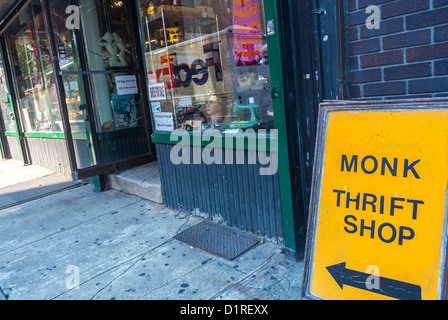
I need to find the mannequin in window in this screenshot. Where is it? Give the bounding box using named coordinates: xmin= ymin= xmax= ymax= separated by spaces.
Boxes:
xmin=206 ymin=95 xmax=224 ymax=127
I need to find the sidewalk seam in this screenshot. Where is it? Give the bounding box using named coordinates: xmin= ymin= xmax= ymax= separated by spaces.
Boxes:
xmin=0 ymin=200 xmax=142 ymax=257
xmin=0 ymin=286 xmax=9 ymax=300
xmin=208 ymin=251 xmax=279 ymax=300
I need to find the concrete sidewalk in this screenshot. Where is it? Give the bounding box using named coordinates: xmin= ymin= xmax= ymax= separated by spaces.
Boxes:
xmin=0 ymin=159 xmax=56 ymax=188
xmin=0 ymin=161 xmax=304 ymax=300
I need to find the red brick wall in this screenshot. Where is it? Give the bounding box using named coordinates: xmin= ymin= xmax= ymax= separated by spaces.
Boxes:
xmin=348 ymin=0 xmax=448 ymax=99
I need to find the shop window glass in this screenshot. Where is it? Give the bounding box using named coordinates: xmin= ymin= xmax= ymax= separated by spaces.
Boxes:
xmin=0 ymin=54 xmax=15 ymax=132
xmin=47 ymin=0 xmax=149 ymax=166
xmin=48 ymin=0 xmax=86 ymax=136
xmin=139 ymin=0 xmax=274 ymax=133
xmin=80 ymin=0 xmax=136 ymax=72
xmin=76 ymin=0 xmax=145 ymax=134
xmin=49 ymin=0 xmax=148 ymax=137
xmin=6 ymin=2 xmax=62 ymax=133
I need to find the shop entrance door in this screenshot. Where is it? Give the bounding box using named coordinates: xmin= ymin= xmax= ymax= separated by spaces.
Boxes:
xmin=41 ymin=0 xmax=155 ymax=185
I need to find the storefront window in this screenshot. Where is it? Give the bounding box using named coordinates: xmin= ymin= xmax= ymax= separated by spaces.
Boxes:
xmin=48 ymin=0 xmax=86 ymax=135
xmin=6 ymin=2 xmax=62 ymax=133
xmin=0 ymin=53 xmax=15 ymax=132
xmin=139 ymin=0 xmax=274 ymax=133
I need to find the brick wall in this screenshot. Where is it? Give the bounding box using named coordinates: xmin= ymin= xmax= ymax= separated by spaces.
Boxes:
xmin=348 ymin=0 xmax=448 ymax=99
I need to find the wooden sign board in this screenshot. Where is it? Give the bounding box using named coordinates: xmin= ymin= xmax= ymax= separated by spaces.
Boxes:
xmin=302 ymin=99 xmax=448 ymax=300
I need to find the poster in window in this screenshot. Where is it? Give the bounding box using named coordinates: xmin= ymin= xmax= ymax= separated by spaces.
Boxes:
xmin=115 ymin=75 xmax=138 ymax=95
xmin=149 ymin=83 xmax=167 ymax=101
xmin=112 ymin=93 xmax=137 ymax=129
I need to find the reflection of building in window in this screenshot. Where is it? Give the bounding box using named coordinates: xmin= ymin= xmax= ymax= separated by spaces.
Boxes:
xmin=0 ymin=72 xmax=15 ymax=132
xmin=233 ymin=0 xmax=265 ymax=66
xmin=6 ymin=4 xmax=62 ymax=133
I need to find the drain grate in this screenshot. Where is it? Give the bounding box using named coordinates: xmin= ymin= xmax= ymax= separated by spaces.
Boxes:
xmin=174 ymin=220 xmax=261 ymax=260
xmin=0 ymin=174 xmax=84 ymax=210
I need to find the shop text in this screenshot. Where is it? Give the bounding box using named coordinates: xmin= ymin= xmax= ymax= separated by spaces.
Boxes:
xmin=337 ymin=154 xmax=424 ymax=246
xmin=151 ymin=42 xmax=223 ymax=89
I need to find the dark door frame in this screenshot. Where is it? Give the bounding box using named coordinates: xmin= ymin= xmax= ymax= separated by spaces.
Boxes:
xmin=275 ymin=0 xmax=347 ymax=258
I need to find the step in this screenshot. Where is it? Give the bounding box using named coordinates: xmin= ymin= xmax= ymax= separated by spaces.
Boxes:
xmin=106 ymin=162 xmax=162 ymax=204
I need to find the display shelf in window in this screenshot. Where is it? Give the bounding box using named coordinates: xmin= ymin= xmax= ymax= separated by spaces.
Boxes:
xmin=140 ymin=0 xmax=275 ymax=135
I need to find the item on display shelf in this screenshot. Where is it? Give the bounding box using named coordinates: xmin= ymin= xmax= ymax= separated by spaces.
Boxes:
xmin=102 ymin=120 xmax=114 ymax=131
xmin=175 ymin=103 xmax=207 ymax=131
xmin=68 ymin=110 xmax=82 ymax=121
xmin=96 ymin=32 xmax=131 ymax=68
xmin=227 ymin=99 xmax=259 ymax=130
xmin=160 ymin=27 xmax=182 ymax=46
xmin=148 ymin=1 xmax=156 ymax=17
xmin=206 ymin=95 xmax=224 ymax=123
xmin=184 ymin=119 xmax=206 ymax=132
xmin=154 ymin=5 xmax=207 ymax=17
xmin=237 ymin=72 xmax=256 ymax=91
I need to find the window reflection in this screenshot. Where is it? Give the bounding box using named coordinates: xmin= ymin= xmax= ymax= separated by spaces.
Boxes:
xmin=6 ymin=2 xmax=61 ymax=133
xmin=0 ymin=54 xmax=15 ymax=132
xmin=139 ymin=0 xmax=274 ymax=133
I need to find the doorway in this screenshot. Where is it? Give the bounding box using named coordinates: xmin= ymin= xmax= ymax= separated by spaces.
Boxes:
xmin=44 ymin=0 xmax=156 ymax=184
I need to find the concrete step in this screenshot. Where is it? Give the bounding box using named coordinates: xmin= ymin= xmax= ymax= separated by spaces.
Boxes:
xmin=106 ymin=162 xmax=162 ymax=204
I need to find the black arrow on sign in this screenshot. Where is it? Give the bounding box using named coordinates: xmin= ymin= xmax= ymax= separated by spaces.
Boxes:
xmin=326 ymin=262 xmax=422 ymax=300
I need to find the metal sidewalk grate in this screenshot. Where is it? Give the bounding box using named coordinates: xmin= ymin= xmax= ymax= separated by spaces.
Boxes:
xmin=0 ymin=174 xmax=84 ymax=210
xmin=174 ymin=220 xmax=261 ymax=260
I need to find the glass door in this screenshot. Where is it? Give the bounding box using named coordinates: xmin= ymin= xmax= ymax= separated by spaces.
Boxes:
xmin=44 ymin=0 xmax=155 ymax=181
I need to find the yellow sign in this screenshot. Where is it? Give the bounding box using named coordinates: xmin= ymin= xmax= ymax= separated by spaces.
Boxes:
xmin=303 ymin=101 xmax=448 ymax=300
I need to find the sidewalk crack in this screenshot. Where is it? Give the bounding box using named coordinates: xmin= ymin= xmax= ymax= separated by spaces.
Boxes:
xmin=0 ymin=286 xmax=9 ymax=300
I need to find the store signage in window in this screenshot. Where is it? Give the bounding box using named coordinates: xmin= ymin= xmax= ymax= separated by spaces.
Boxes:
xmin=58 ymin=45 xmax=69 ymax=64
xmin=176 ymin=96 xmax=192 ymax=108
xmin=151 ymin=102 xmax=161 ymax=113
xmin=154 ymin=112 xmax=174 ymax=132
xmin=149 ymin=83 xmax=167 ymax=101
xmin=149 ymin=42 xmax=223 ymax=91
xmin=112 ymin=94 xmax=137 ymax=129
xmin=115 ymin=75 xmax=138 ymax=95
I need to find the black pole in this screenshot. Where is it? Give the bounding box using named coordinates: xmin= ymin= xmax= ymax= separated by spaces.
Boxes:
xmin=39 ymin=0 xmax=78 ymax=180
